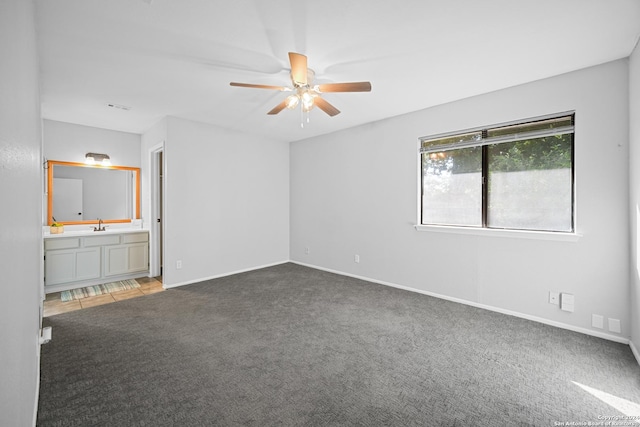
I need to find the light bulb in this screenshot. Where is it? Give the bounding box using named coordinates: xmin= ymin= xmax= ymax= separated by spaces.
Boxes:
xmin=301 ymin=91 xmax=315 ymax=111
xmin=285 ymin=94 xmax=299 ymax=109
xmin=85 ymin=156 xmax=95 ymax=165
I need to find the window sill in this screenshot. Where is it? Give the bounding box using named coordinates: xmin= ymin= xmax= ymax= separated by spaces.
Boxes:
xmin=413 ymin=224 xmax=581 ymax=242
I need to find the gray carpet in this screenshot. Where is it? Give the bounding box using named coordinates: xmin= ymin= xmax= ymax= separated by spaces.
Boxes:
xmin=38 ymin=263 xmax=640 ymax=426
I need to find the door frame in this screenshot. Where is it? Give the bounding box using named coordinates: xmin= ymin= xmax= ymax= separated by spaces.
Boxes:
xmin=149 ymin=142 xmax=164 ymax=278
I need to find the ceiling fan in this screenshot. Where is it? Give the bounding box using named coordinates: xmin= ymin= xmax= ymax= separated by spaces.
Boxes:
xmin=230 ymin=52 xmax=371 ymax=119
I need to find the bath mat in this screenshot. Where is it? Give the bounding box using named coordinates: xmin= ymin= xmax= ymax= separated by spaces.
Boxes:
xmin=60 ymin=279 xmax=140 ymax=302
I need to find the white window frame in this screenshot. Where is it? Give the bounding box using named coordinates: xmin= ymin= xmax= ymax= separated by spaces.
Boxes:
xmin=415 ymin=112 xmax=580 ymax=241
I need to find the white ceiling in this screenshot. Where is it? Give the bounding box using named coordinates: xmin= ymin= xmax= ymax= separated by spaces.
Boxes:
xmin=35 ymin=0 xmax=640 ymax=143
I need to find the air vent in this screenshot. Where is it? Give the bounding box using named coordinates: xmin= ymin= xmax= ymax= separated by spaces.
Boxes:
xmin=107 ymin=103 xmax=131 ymax=111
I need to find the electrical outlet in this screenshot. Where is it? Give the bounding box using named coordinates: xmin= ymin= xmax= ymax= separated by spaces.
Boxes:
xmin=176 ymin=260 xmax=182 ymax=269
xmin=304 ymin=247 xmax=310 ymax=255
xmin=560 ymin=293 xmax=574 ymax=312
xmin=549 ymin=291 xmax=559 ymax=305
xmin=592 ymin=314 xmax=604 ymax=329
xmin=608 ymin=318 xmax=621 ymax=333
xmin=354 ymin=254 xmax=360 ymax=263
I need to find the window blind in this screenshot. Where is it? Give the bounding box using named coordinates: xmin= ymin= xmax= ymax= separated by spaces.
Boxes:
xmin=420 ymin=114 xmax=575 ymax=153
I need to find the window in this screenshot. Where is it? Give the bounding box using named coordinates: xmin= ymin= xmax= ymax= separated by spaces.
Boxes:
xmin=420 ymin=114 xmax=574 ymax=232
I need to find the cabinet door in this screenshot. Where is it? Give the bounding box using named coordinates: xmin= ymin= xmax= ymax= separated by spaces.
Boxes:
xmin=128 ymin=243 xmax=149 ymax=273
xmin=104 ymin=245 xmax=129 ymax=277
xmin=104 ymin=243 xmax=149 ymax=277
xmin=45 ymin=248 xmax=101 ymax=286
xmin=76 ymin=248 xmax=102 ymax=281
xmin=45 ymin=250 xmax=77 ymax=285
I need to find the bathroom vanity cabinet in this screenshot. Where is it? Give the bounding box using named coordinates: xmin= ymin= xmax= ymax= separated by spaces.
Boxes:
xmin=44 ymin=230 xmax=149 ymax=293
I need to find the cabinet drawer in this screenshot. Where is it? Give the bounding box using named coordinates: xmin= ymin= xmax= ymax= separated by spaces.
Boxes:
xmin=122 ymin=233 xmax=149 ymax=244
xmin=44 ymin=238 xmax=80 ymax=250
xmin=84 ymin=235 xmax=121 ymax=247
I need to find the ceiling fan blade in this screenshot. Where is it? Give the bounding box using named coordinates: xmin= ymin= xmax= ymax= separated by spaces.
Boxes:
xmin=267 ymin=100 xmax=288 ymax=115
xmin=288 ymin=52 xmax=308 ymax=86
xmin=314 ymin=97 xmax=341 ymax=117
xmin=316 ymin=82 xmax=372 ymax=93
xmin=230 ymin=82 xmax=289 ymax=91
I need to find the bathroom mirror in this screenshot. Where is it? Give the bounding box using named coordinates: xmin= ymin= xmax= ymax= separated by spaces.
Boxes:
xmin=47 ymin=160 xmax=140 ymax=225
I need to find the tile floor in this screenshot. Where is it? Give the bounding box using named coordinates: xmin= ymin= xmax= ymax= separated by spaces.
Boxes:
xmin=43 ymin=276 xmax=164 ymax=317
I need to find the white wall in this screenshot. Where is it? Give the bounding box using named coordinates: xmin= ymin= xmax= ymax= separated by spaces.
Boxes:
xmin=291 ymin=59 xmax=630 ymax=341
xmin=43 ymin=119 xmax=140 ymax=167
xmin=146 ymin=117 xmax=289 ymax=287
xmin=0 ymin=0 xmax=43 ymax=425
xmin=630 ymin=41 xmax=640 ymax=353
xmin=140 ymin=117 xmax=167 ymax=231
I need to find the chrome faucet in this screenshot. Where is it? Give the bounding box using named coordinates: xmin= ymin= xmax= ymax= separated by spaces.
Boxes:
xmin=94 ymin=218 xmax=106 ymax=232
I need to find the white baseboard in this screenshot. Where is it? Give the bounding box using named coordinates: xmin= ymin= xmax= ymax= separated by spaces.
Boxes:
xmin=630 ymin=340 xmax=640 ymax=366
xmin=291 ymin=260 xmax=630 ymax=345
xmin=163 ymin=260 xmax=290 ymax=289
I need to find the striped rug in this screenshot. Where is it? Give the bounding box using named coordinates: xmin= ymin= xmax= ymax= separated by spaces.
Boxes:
xmin=61 ymin=280 xmax=140 ymax=302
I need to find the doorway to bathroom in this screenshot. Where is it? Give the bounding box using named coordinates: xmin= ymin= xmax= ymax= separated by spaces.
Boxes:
xmin=150 ymin=145 xmax=164 ymax=278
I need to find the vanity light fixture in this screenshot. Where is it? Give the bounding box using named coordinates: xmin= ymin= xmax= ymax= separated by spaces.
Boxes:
xmin=85 ymin=152 xmax=111 ymax=166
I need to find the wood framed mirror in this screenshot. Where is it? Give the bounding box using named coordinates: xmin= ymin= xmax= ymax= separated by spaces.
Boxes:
xmin=47 ymin=160 xmax=141 ymax=225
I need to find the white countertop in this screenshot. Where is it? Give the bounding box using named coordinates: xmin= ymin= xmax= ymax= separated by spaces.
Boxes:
xmin=44 ymin=228 xmax=149 ymax=239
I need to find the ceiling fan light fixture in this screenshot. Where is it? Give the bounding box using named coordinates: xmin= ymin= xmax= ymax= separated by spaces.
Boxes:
xmin=285 ymin=94 xmax=299 ymax=109
xmin=301 ymin=91 xmax=315 ymax=111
